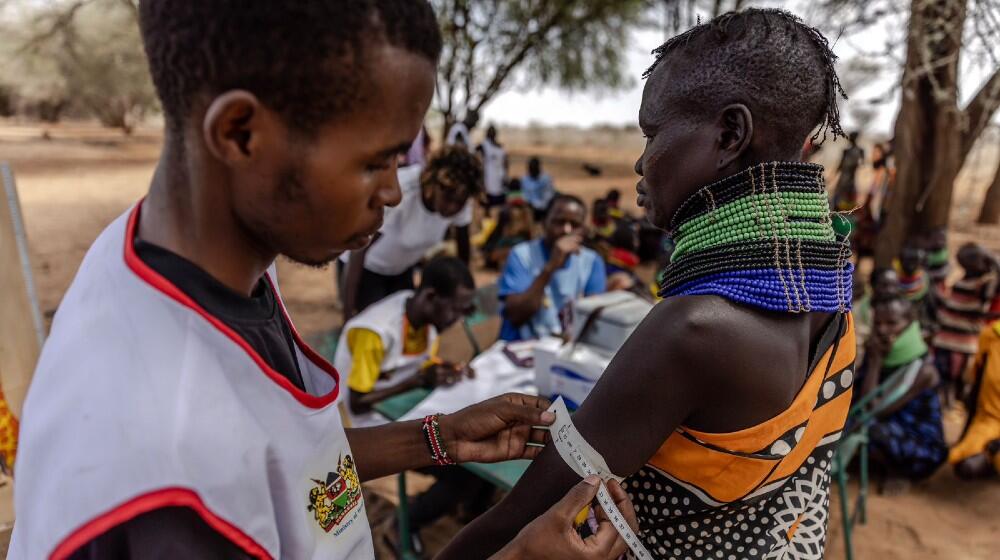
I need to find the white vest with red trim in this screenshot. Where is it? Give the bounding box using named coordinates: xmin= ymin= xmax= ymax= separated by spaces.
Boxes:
xmin=10 ymin=204 xmax=374 ymax=559
xmin=333 ymin=290 xmax=438 ymax=427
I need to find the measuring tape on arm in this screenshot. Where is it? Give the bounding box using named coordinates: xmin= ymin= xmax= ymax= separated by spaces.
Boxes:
xmin=546 ymin=397 xmax=653 ymax=560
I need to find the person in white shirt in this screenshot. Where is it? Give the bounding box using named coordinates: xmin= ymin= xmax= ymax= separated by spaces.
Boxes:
xmin=11 ymin=1 xmax=637 ymax=559
xmin=340 ymin=147 xmax=479 ymax=318
xmin=335 ymin=257 xmax=476 ymax=428
xmin=477 ymin=125 xmax=509 ymax=211
xmin=445 ymin=110 xmax=479 ymax=148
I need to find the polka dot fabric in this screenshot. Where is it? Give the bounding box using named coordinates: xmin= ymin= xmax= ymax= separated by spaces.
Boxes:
xmin=625 ymin=313 xmax=856 ymax=559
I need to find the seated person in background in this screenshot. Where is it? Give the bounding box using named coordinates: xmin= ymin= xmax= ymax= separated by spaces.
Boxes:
xmin=482 ymin=195 xmax=535 ymax=270
xmin=589 ymin=198 xmax=617 ymax=243
xmin=896 ymin=240 xmax=936 ymax=333
xmin=499 ymin=194 xmax=606 ymax=341
xmin=603 ymin=221 xmax=646 ymax=297
xmin=924 ymin=227 xmax=950 ymax=287
xmin=854 ymin=267 xmax=901 ymax=359
xmin=604 ymin=188 xmax=628 ymax=220
xmin=860 ymin=295 xmax=947 ymax=493
xmin=340 ymin=147 xmax=481 ymax=317
xmin=950 ymin=319 xmax=1000 ymax=479
xmin=334 ymin=256 xmax=476 ymax=428
xmin=521 ymin=157 xmax=556 ymax=222
xmin=934 ymin=243 xmax=1000 ymax=404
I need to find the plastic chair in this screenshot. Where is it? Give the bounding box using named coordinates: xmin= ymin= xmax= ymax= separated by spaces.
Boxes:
xmin=832 ymin=359 xmax=922 ymax=560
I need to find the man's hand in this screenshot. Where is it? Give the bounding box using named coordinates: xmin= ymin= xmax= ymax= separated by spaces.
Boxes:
xmin=494 ymin=477 xmax=639 ymax=560
xmin=549 ymin=234 xmax=583 ymax=270
xmin=437 ymin=393 xmax=553 ymax=463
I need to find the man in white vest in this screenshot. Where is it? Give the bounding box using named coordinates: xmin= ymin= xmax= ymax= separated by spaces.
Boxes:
xmin=335 ymin=256 xmax=475 ymax=428
xmin=10 ymin=2 xmax=635 ymax=559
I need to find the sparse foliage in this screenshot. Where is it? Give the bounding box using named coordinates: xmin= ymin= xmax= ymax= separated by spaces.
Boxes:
xmin=431 ymin=0 xmax=650 ymax=134
xmin=1 ymin=0 xmax=153 ymax=133
xmin=817 ymin=0 xmax=1000 ymax=265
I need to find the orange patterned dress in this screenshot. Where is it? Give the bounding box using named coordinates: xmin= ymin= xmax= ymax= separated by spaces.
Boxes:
xmin=624 ymin=313 xmax=855 ymax=559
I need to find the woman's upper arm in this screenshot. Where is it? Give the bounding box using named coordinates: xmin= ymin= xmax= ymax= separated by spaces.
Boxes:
xmin=442 ymin=300 xmax=710 ymax=558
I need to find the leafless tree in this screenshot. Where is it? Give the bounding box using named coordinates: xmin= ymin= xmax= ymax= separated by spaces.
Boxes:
xmin=818 ymin=0 xmax=1000 ymax=263
xmin=431 ymin=0 xmax=651 ymax=135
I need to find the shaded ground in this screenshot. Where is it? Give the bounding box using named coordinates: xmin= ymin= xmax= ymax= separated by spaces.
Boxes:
xmin=2 ymin=121 xmax=999 ymax=559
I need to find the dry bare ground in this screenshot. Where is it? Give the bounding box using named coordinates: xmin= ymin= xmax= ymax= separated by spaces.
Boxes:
xmin=2 ymin=120 xmax=999 ymax=559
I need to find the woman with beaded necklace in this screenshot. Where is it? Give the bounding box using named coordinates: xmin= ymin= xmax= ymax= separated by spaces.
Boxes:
xmin=442 ymin=9 xmax=857 ymax=560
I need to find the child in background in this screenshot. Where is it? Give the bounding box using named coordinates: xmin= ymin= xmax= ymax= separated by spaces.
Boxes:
xmin=934 ymin=243 xmax=1000 ymax=404
xmin=604 ymin=188 xmax=626 ymax=220
xmin=521 ymin=157 xmax=555 ymax=222
xmin=855 ymin=267 xmax=902 ymax=360
xmin=925 ymin=227 xmax=950 ymax=287
xmin=860 ymin=295 xmax=947 ymax=493
xmin=950 ymin=319 xmax=1000 ymax=479
xmin=589 ymin=198 xmax=617 ymax=243
xmin=482 ymin=196 xmax=535 ymax=270
xmin=896 ymin=240 xmax=936 ymax=336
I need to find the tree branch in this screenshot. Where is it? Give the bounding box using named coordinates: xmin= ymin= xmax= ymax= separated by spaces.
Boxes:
xmin=962 ymin=66 xmax=1000 ymax=157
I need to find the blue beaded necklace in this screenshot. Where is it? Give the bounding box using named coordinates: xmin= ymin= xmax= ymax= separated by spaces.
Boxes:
xmin=660 ymin=162 xmax=853 ymax=314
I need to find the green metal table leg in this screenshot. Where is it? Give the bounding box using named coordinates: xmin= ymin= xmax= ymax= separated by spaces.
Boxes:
xmin=462 ymin=319 xmax=482 ymax=357
xmin=397 ymin=472 xmax=419 ymax=560
xmin=835 ymin=456 xmax=854 ymax=560
xmin=859 ymin=439 xmax=869 ymax=525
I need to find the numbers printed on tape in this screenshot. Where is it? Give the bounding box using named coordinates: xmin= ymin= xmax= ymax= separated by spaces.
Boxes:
xmin=547 ymin=398 xmax=652 ymax=560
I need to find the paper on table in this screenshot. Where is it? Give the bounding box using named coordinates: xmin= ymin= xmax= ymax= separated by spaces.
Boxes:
xmin=398 ymin=341 xmax=537 ymax=421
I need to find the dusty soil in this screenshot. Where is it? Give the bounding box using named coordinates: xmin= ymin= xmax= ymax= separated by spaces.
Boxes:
xmin=2 ymin=120 xmax=1000 ymax=559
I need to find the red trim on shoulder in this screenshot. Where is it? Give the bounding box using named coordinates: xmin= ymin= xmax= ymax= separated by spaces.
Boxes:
xmin=122 ymin=201 xmax=340 ymax=408
xmin=51 ymin=487 xmax=272 ymax=560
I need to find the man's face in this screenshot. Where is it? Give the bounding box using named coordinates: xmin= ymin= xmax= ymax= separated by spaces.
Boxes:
xmin=636 ymin=59 xmax=724 ymax=231
xmin=227 ymin=45 xmax=436 ymax=267
xmin=544 ymin=200 xmax=586 ymax=243
xmin=430 ymin=285 xmax=476 ymax=332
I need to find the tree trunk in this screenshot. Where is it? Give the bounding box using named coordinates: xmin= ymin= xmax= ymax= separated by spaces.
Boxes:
xmin=977 ymin=158 xmax=1000 ymax=224
xmin=874 ymin=0 xmax=966 ymax=267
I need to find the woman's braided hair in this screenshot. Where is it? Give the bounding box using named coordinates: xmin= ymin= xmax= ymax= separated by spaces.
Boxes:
xmin=644 ymin=8 xmax=847 ymax=148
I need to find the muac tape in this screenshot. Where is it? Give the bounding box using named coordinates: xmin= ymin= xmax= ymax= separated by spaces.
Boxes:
xmin=548 ymin=397 xmax=652 ymax=560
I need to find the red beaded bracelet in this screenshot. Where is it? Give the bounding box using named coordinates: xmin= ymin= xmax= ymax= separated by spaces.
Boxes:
xmin=421 ymin=414 xmax=455 ymax=466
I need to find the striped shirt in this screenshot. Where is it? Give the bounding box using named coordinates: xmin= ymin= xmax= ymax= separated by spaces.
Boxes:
xmin=934 ymin=274 xmax=1000 ymax=355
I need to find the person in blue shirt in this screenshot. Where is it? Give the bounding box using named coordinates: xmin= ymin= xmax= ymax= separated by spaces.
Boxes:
xmin=521 ymin=157 xmax=556 ymax=221
xmin=499 ymin=194 xmax=606 ymax=340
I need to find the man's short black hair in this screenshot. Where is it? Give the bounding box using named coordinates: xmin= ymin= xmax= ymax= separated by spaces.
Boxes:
xmin=139 ymin=1 xmax=442 ymax=135
xmin=546 ymin=194 xmax=587 ymax=219
xmin=644 ymin=8 xmax=846 ymax=154
xmin=419 ymin=256 xmax=475 ymax=298
xmin=421 ymin=146 xmax=484 ymax=196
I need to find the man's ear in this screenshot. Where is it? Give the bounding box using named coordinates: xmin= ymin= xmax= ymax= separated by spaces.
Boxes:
xmin=202 ymin=90 xmax=265 ymax=163
xmin=716 ymin=103 xmax=754 ymax=171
